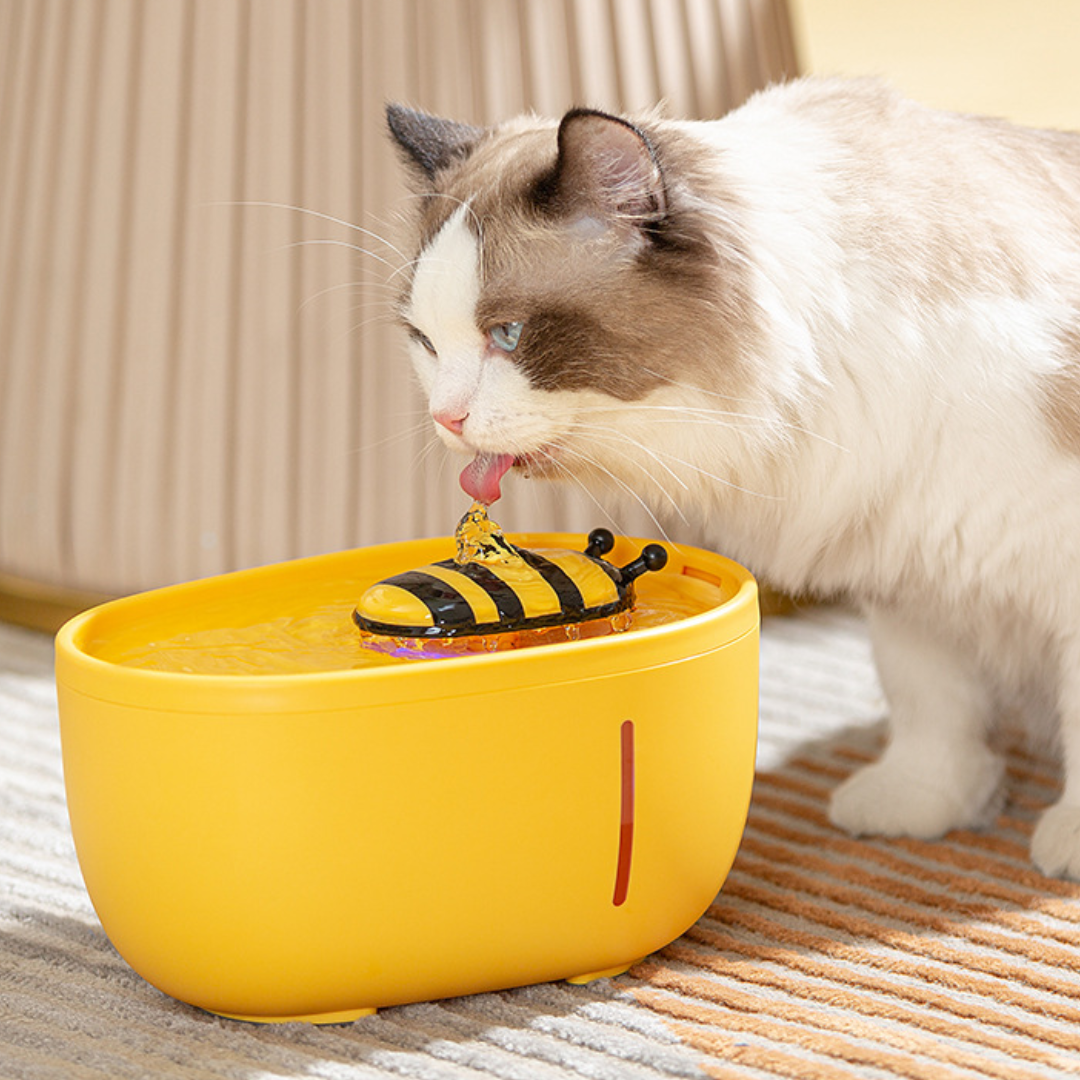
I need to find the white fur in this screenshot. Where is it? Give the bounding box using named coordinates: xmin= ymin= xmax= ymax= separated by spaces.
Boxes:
xmin=408 ymin=206 xmax=600 ymax=461
xmin=405 ymin=81 xmax=1080 ymax=877
xmin=407 ymin=206 xmax=488 ymax=425
xmin=697 ymin=89 xmax=1080 ymax=875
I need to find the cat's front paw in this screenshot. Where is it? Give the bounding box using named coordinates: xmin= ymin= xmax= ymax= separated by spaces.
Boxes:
xmin=828 ymin=750 xmax=1003 ymax=840
xmin=1031 ymin=804 xmax=1080 ymax=880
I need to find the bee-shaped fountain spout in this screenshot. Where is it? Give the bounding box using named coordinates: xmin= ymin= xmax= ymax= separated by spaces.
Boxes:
xmin=353 ymin=504 xmax=668 ymax=640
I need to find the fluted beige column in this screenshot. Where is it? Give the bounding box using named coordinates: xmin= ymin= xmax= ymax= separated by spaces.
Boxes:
xmin=0 ymin=0 xmax=797 ymax=606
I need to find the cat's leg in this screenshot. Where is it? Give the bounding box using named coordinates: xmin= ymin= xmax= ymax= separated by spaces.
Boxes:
xmin=1031 ymin=653 xmax=1080 ymax=879
xmin=829 ymin=606 xmax=1004 ymax=839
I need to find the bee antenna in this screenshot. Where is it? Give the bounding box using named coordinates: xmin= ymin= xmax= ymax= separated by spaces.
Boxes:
xmin=585 ymin=528 xmax=615 ymax=558
xmin=619 ymin=543 xmax=668 ymax=582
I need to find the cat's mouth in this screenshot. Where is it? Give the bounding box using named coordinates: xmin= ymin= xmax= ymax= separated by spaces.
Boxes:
xmin=459 ymin=449 xmax=555 ymax=504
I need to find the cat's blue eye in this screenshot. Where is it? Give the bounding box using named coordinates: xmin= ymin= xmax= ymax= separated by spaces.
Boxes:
xmin=490 ymin=321 xmax=524 ymax=352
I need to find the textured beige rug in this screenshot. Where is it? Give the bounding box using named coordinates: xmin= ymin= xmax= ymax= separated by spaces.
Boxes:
xmin=3 ymin=609 xmax=1079 ymax=1079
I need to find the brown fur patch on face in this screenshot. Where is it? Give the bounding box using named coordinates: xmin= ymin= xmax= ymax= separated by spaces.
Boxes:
xmin=1043 ymin=322 xmax=1080 ymax=456
xmin=402 ymin=115 xmax=758 ymax=402
xmin=412 ymin=122 xmax=557 ymax=255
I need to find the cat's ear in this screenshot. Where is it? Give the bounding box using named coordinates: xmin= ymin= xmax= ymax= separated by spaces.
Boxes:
xmin=543 ymin=109 xmax=667 ymax=225
xmin=386 ymin=103 xmax=484 ymax=182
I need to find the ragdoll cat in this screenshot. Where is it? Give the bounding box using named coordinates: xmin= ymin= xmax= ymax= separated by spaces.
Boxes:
xmin=385 ymin=76 xmax=1080 ymax=879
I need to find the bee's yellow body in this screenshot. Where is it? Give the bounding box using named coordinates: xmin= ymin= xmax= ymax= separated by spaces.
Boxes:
xmin=354 ymin=528 xmax=667 ymax=639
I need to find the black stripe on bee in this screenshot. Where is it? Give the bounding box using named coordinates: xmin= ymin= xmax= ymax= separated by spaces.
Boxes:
xmin=514 ymin=549 xmax=588 ymax=616
xmin=387 ymin=571 xmax=480 ymax=631
xmin=431 ymin=559 xmax=526 ymax=624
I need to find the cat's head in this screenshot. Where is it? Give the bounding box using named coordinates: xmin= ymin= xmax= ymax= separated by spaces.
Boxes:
xmin=386 ymin=103 xmax=761 ymax=507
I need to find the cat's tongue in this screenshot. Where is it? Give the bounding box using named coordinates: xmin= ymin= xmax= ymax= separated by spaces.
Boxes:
xmin=460 ymin=452 xmax=515 ymax=505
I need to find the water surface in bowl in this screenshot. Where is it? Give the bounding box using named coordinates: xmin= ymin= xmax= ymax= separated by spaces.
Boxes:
xmin=106 ymin=573 xmax=722 ymax=676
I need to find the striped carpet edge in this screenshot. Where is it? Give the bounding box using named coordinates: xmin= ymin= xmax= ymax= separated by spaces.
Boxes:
xmin=627 ymin=729 xmax=1080 ymax=1080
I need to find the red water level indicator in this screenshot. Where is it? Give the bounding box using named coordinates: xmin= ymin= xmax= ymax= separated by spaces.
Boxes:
xmin=613 ymin=719 xmax=635 ymax=906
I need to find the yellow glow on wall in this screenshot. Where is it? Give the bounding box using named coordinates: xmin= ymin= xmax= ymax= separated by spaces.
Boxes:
xmin=791 ymin=0 xmax=1080 ymax=131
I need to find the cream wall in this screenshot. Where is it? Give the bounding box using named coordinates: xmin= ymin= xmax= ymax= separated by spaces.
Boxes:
xmin=790 ymin=0 xmax=1080 ymax=130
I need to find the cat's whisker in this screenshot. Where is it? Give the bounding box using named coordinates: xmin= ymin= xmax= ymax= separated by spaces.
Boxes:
xmin=564 ymin=420 xmax=782 ymax=502
xmin=344 ymin=296 xmax=407 ymax=314
xmin=637 ymin=368 xmax=850 ymax=454
xmin=569 ymin=417 xmax=715 ymax=477
xmin=297 ymin=280 xmax=374 ymax=314
xmin=414 ymin=434 xmax=446 ymax=474
xmin=351 ymin=415 xmax=433 ymax=455
xmin=565 ymin=404 xmax=765 ymax=451
xmin=212 ymin=199 xmax=410 ymax=265
xmin=343 ymin=305 xmax=405 ymax=326
xmin=540 ymin=457 xmax=641 ymax=538
xmin=582 ymin=401 xmax=755 ymax=423
xmin=339 ymin=283 xmax=404 ymax=299
xmin=395 ymin=193 xmax=488 ymax=282
xmin=429 ymin=440 xmax=459 ymax=488
xmin=386 ymin=260 xmax=421 ymax=286
xmin=401 ymin=429 xmax=451 ymax=488
xmin=277 ymin=238 xmax=401 ymax=274
xmin=560 ymin=422 xmax=694 ymax=522
xmin=562 ymin=432 xmax=692 ymax=526
xmin=396 ymin=191 xmax=484 ymax=237
xmin=538 ymin=457 xmax=627 ymax=532
xmin=553 ymin=443 xmax=676 ymax=543
xmin=332 ymin=312 xmax=398 ymax=348
xmin=581 ymin=398 xmax=849 ymax=453
xmin=639 ymin=367 xmax=756 ymax=405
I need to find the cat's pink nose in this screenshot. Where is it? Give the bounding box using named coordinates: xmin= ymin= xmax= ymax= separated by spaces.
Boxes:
xmin=433 ymin=409 xmax=467 ymax=436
